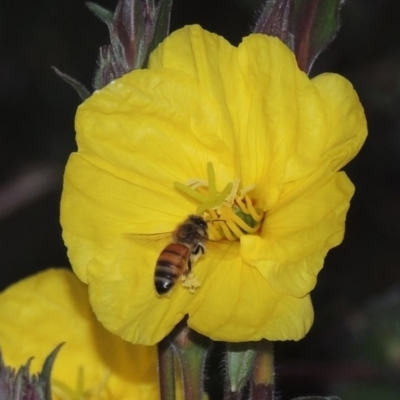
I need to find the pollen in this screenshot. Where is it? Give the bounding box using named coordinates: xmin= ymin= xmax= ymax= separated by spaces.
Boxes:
xmin=182 ymin=272 xmax=201 ymax=293
xmin=174 ymin=163 xmax=265 ymax=241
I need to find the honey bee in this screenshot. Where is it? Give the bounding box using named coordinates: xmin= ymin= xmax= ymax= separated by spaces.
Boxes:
xmin=154 ymin=215 xmax=208 ymax=295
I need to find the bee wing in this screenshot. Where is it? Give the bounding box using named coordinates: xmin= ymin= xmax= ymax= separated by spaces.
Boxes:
xmin=130 ymin=231 xmax=222 ymax=259
xmin=132 ymin=232 xmax=173 ymax=245
xmin=126 ymin=233 xmax=175 ymax=260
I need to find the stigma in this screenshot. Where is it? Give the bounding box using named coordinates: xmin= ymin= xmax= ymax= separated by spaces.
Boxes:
xmin=174 ymin=163 xmax=264 ymax=241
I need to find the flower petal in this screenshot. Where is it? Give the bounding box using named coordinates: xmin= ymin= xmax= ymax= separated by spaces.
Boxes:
xmin=187 ymin=242 xmax=313 ymax=341
xmin=241 ymin=171 xmax=354 ymax=298
xmin=62 ymin=67 xmax=238 ymax=280
xmin=87 ymin=234 xmax=205 ymax=345
xmin=0 ymin=269 xmax=158 ymax=399
xmin=312 ymin=73 xmax=368 ymax=171
xmin=150 ymin=26 xmax=367 ymax=208
xmin=87 ymin=234 xmax=313 ymax=344
xmin=61 ymin=24 xmax=367 ymax=344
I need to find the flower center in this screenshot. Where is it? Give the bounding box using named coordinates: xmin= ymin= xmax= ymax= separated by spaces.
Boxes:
xmin=174 ymin=163 xmax=264 ymax=241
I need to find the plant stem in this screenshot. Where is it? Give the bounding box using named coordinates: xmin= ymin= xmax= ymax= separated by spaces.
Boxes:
xmin=158 ymin=336 xmax=176 ymax=400
xmin=170 ymin=320 xmax=211 ymax=400
xmin=223 ymin=390 xmax=243 ymax=400
xmin=251 ymin=340 xmax=275 ymax=400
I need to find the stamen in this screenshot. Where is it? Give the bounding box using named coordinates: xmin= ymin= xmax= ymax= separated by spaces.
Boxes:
xmin=224 ymin=178 xmax=240 ymax=206
xmin=240 ymin=184 xmax=256 ymax=195
xmin=236 ymin=195 xmax=264 ymax=222
xmin=226 ymin=218 xmax=246 ymax=239
xmin=220 ymin=221 xmax=239 ymax=241
xmin=175 ymin=163 xmax=265 ymax=241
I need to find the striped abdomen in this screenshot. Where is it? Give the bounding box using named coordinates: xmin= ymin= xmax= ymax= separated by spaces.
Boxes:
xmin=154 ymin=243 xmax=191 ymax=295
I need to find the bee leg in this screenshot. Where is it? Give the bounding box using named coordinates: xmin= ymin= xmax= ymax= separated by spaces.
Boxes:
xmin=187 ymin=259 xmax=192 ymax=272
xmin=192 ymin=244 xmax=205 ymax=256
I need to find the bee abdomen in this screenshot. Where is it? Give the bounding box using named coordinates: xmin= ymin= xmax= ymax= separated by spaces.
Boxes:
xmin=154 ymin=243 xmax=190 ymax=295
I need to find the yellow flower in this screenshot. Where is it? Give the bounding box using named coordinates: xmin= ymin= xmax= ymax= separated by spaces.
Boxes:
xmin=61 ymin=25 xmax=367 ymax=345
xmin=0 ymin=269 xmax=158 ymax=399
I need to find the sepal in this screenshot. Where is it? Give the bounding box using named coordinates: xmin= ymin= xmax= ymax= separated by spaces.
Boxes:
xmin=253 ymin=0 xmax=294 ymax=51
xmin=145 ymin=0 xmax=173 ymax=65
xmin=54 ymin=0 xmax=174 ymax=97
xmin=86 ymin=2 xmax=114 ymax=27
xmin=253 ymin=0 xmax=345 ymax=74
xmin=291 ymin=0 xmax=345 ymax=73
xmin=225 ymin=342 xmax=257 ymax=394
xmin=52 ymin=67 xmax=91 ymax=101
xmin=0 ymin=343 xmax=63 ymax=400
xmin=92 ymin=0 xmax=173 ymax=89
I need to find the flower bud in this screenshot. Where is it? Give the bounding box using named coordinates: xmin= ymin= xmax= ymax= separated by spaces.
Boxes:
xmin=0 ymin=344 xmax=62 ymax=400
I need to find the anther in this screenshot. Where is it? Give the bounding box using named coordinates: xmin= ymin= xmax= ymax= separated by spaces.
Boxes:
xmin=174 ymin=163 xmax=265 ymax=241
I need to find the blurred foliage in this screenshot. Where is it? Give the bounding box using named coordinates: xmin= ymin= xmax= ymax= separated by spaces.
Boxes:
xmin=1 ymin=0 xmax=400 ymax=399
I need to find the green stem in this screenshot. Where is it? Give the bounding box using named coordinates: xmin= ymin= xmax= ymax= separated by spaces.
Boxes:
xmin=170 ymin=320 xmax=211 ymax=400
xmin=223 ymin=389 xmax=243 ymax=400
xmin=177 ymin=341 xmax=204 ymax=400
xmin=158 ymin=336 xmax=176 ymax=400
xmin=251 ymin=340 xmax=275 ymax=400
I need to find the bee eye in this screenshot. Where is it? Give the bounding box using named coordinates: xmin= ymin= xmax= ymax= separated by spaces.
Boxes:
xmin=199 ymin=220 xmax=207 ymax=230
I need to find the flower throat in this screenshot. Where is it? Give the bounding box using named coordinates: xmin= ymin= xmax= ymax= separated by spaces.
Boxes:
xmin=174 ymin=163 xmax=264 ymax=241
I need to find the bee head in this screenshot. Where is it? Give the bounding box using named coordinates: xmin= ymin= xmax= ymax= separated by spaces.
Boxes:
xmin=187 ymin=215 xmax=208 ymax=239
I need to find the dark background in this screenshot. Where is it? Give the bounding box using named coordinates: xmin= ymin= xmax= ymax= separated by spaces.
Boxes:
xmin=1 ymin=0 xmax=400 ymax=399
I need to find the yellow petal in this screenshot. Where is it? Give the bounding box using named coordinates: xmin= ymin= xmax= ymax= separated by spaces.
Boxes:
xmin=86 ymin=234 xmax=200 ymax=345
xmin=87 ymin=235 xmax=312 ymax=344
xmin=187 ymin=242 xmax=313 ymax=341
xmin=150 ymin=26 xmax=367 ymax=208
xmin=0 ymin=269 xmax=158 ymax=399
xmin=312 ymin=73 xmax=368 ymax=171
xmin=61 ymin=25 xmax=367 ymax=344
xmin=62 ymin=67 xmax=236 ymax=280
xmin=241 ymin=171 xmax=354 ymax=298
